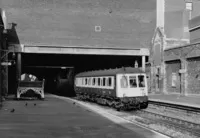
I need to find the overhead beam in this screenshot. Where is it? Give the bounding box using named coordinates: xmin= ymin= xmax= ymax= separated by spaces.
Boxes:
xmin=8 ymin=44 xmax=149 ymax=56
xmin=24 ymin=66 xmax=74 ymax=69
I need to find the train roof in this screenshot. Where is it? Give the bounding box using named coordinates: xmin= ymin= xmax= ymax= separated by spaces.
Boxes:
xmin=75 ymin=67 xmax=145 ymax=77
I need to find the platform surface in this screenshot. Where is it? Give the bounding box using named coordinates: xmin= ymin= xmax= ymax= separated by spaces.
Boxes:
xmin=0 ymin=94 xmax=168 ymax=138
xmin=149 ymin=93 xmax=200 ymax=108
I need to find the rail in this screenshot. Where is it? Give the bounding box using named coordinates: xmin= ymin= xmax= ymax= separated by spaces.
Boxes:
xmin=148 ymin=100 xmax=200 ymax=114
xmin=136 ymin=110 xmax=200 ymax=137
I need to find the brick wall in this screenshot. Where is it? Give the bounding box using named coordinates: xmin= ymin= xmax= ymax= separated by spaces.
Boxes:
xmin=187 ymin=58 xmax=200 ymax=94
xmin=165 ymin=60 xmax=181 ymax=94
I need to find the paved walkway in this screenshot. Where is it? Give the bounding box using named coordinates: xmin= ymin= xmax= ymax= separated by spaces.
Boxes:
xmin=149 ymin=93 xmax=200 ymax=108
xmin=0 ymin=94 xmax=168 ymax=138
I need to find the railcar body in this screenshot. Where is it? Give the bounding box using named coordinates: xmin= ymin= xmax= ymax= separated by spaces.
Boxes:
xmin=74 ymin=67 xmax=148 ymax=110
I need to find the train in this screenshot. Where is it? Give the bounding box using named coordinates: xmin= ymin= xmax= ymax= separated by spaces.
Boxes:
xmin=74 ymin=67 xmax=148 ymax=111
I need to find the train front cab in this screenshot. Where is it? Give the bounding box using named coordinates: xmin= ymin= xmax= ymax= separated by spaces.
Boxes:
xmin=116 ymin=73 xmax=148 ymax=108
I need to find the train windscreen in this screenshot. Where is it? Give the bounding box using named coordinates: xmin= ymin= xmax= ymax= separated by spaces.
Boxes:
xmin=129 ymin=76 xmax=137 ymax=88
xmin=138 ymin=75 xmax=145 ymax=87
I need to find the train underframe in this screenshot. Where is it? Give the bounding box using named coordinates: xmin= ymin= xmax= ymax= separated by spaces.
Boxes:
xmin=75 ymin=91 xmax=148 ymax=111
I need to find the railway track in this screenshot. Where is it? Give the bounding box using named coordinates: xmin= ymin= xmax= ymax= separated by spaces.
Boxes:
xmin=134 ymin=109 xmax=200 ymax=137
xmin=72 ymin=96 xmax=200 ymax=137
xmin=148 ymin=100 xmax=200 ymax=114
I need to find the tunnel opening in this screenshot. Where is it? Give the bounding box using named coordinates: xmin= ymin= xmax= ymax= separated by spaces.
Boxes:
xmin=8 ymin=53 xmax=146 ymax=97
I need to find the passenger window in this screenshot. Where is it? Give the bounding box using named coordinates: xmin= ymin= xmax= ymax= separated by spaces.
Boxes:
xmin=98 ymin=78 xmax=101 ymax=86
xmin=138 ymin=75 xmax=145 ymax=87
xmin=129 ymin=76 xmax=137 ymax=88
xmin=103 ymin=78 xmax=106 ymax=86
xmin=120 ymin=76 xmax=128 ymax=88
xmin=85 ymin=78 xmax=87 ymax=85
xmin=108 ymin=78 xmax=112 ymax=86
xmin=92 ymin=78 xmax=96 ymax=86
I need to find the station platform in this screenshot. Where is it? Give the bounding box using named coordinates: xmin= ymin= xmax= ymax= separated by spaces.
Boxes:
xmin=149 ymin=93 xmax=200 ymax=108
xmin=0 ymin=94 xmax=168 ymax=138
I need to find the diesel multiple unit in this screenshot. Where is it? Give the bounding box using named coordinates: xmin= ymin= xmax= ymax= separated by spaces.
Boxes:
xmin=74 ymin=67 xmax=148 ymax=110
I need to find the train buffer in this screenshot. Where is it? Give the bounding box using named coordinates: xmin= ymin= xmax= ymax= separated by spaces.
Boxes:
xmin=17 ymin=73 xmax=45 ymax=100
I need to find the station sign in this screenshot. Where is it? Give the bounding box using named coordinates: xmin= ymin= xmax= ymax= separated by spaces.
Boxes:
xmin=1 ymin=62 xmax=12 ymax=66
xmin=185 ymin=0 xmax=193 ymax=11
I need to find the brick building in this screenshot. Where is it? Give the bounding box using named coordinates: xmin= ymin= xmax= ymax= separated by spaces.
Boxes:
xmin=151 ymin=1 xmax=200 ymax=96
xmin=149 ymin=0 xmax=200 ymax=94
xmin=163 ymin=33 xmax=200 ymax=95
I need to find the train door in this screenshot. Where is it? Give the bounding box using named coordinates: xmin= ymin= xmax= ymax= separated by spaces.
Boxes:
xmin=116 ymin=74 xmax=128 ymax=97
xmin=138 ymin=74 xmax=148 ymax=96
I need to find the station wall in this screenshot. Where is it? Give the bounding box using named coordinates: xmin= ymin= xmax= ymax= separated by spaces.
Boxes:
xmin=164 ymin=43 xmax=200 ymax=95
xmin=187 ymin=58 xmax=200 ymax=95
xmin=165 ymin=60 xmax=181 ymax=94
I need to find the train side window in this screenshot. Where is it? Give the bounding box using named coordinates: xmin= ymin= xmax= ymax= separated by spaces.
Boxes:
xmin=92 ymin=78 xmax=96 ymax=86
xmin=120 ymin=76 xmax=128 ymax=88
xmin=88 ymin=78 xmax=91 ymax=86
xmin=138 ymin=75 xmax=145 ymax=87
xmin=129 ymin=76 xmax=137 ymax=88
xmin=85 ymin=78 xmax=87 ymax=85
xmin=103 ymin=78 xmax=106 ymax=86
xmin=108 ymin=77 xmax=112 ymax=86
xmin=97 ymin=78 xmax=100 ymax=86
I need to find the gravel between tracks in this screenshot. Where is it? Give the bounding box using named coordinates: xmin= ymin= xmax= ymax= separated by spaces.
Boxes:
xmin=78 ymin=101 xmax=199 ymax=138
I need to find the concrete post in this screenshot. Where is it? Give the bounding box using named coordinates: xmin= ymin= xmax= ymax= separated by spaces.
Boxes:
xmin=16 ymin=53 xmax=21 ymax=80
xmin=142 ymin=56 xmax=146 ymax=72
xmin=16 ymin=53 xmax=21 ymax=97
xmin=150 ymin=65 xmax=155 ymax=94
xmin=161 ymin=62 xmax=167 ymax=94
xmin=180 ymin=59 xmax=188 ymax=96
